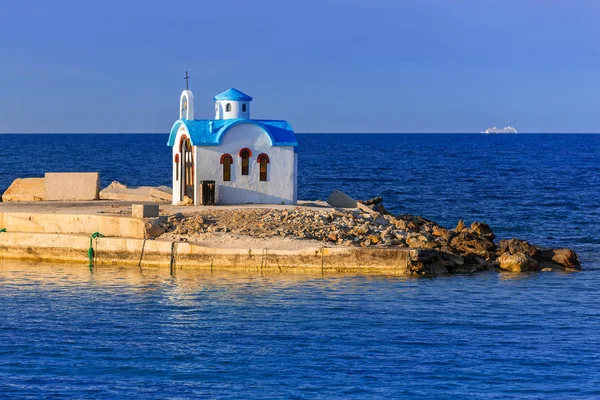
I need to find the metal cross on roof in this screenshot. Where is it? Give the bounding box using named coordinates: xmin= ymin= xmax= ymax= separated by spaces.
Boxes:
xmin=184 ymin=71 xmax=190 ymax=90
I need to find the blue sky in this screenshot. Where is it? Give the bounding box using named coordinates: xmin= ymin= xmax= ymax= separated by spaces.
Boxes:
xmin=1 ymin=0 xmax=599 ymax=133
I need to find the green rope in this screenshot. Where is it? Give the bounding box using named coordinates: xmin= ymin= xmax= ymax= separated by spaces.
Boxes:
xmin=88 ymin=232 xmax=104 ymax=269
xmin=0 ymin=228 xmax=6 ymax=234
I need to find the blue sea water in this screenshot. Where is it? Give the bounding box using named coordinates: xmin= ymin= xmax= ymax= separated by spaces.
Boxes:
xmin=0 ymin=133 xmax=599 ymax=398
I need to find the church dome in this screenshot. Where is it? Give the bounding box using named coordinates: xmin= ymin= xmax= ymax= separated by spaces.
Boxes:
xmin=214 ymin=88 xmax=253 ymax=102
xmin=214 ymin=88 xmax=252 ymax=120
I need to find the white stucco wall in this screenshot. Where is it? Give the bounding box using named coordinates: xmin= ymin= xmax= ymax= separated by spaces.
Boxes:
xmin=195 ymin=124 xmax=296 ymax=205
xmin=180 ymin=90 xmax=194 ymax=120
xmin=172 ymin=124 xmax=191 ymax=205
xmin=172 ymin=123 xmax=296 ymax=205
xmin=215 ymin=100 xmax=250 ymax=120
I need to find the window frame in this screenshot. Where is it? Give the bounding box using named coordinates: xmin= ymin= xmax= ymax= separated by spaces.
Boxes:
xmin=220 ymin=154 xmax=233 ymax=181
xmin=257 ymin=153 xmax=270 ymax=182
xmin=239 ymin=148 xmax=252 ymax=176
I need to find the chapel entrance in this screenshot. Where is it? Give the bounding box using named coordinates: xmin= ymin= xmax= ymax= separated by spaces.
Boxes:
xmin=181 ymin=138 xmax=194 ymax=201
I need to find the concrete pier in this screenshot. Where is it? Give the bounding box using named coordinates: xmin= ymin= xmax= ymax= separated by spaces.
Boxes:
xmin=0 ymin=201 xmax=411 ymax=274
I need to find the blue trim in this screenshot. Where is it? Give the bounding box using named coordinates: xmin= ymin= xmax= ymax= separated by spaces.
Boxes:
xmin=214 ymin=88 xmax=253 ymax=101
xmin=168 ymin=118 xmax=298 ymax=147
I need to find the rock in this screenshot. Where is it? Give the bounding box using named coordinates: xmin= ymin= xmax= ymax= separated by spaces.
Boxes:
xmin=439 ymin=251 xmax=465 ymax=265
xmin=45 ymin=172 xmax=100 ymax=201
xmin=105 ymin=181 xmax=127 ymax=190
xmin=373 ymin=204 xmax=390 ymax=215
xmin=374 ymin=217 xmax=390 ymax=227
xmin=394 ymin=219 xmax=408 ymax=230
xmin=144 ymin=218 xmax=166 ymax=238
xmin=100 ymin=181 xmax=172 ymax=203
xmin=499 ymin=238 xmax=540 ymax=259
xmin=409 ymin=249 xmax=439 ymax=263
xmin=368 ymin=235 xmax=380 ymax=244
xmin=178 ymin=195 xmax=193 ymax=206
xmin=407 ymin=222 xmax=420 ymax=232
xmin=149 ymin=186 xmax=173 ymax=202
xmin=463 ymin=253 xmax=490 ymax=268
xmin=455 ymin=219 xmax=465 ymax=231
xmin=498 ymin=252 xmax=540 ymax=272
xmin=539 ymin=248 xmax=581 ymax=270
xmin=327 ymin=190 xmax=357 ymax=208
xmin=1 ymin=178 xmax=45 ymax=202
xmin=406 ymin=233 xmax=431 ymax=248
xmin=357 ymin=202 xmax=379 ymax=216
xmin=432 ymin=226 xmax=449 ymax=238
xmin=470 ymin=221 xmax=495 ymax=241
xmin=450 ymin=234 xmax=496 ymax=257
xmin=425 ymin=264 xmax=449 ymax=275
xmin=361 ymin=196 xmax=383 ymax=206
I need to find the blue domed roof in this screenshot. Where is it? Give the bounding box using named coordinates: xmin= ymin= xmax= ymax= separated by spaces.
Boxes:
xmin=168 ymin=119 xmax=297 ymax=147
xmin=214 ymin=88 xmax=253 ymax=102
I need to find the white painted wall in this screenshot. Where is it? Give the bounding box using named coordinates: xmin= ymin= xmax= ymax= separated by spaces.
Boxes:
xmin=180 ymin=90 xmax=194 ymax=120
xmin=215 ymin=100 xmax=250 ymax=120
xmin=171 ymin=124 xmax=188 ymax=205
xmin=194 ymin=124 xmax=296 ymax=205
xmin=172 ymin=122 xmax=296 ymax=205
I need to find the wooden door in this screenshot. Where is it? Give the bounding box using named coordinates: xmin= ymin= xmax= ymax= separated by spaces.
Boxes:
xmin=182 ymin=138 xmax=194 ymax=200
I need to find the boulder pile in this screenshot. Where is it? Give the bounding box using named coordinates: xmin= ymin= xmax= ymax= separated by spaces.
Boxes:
xmin=161 ymin=193 xmax=581 ymax=275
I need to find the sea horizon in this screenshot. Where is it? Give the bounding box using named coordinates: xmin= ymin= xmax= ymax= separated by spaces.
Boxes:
xmin=1 ymin=131 xmax=600 ymax=135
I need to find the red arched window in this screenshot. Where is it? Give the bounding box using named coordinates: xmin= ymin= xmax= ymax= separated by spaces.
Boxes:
xmin=257 ymin=153 xmax=270 ymax=181
xmin=239 ymin=148 xmax=252 ymax=175
xmin=220 ymin=154 xmax=233 ymax=181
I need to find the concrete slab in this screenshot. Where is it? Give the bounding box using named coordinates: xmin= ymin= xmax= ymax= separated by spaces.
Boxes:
xmin=100 ymin=181 xmax=172 ymax=203
xmin=0 ymin=199 xmax=334 ymax=217
xmin=0 ymin=211 xmax=153 ymax=238
xmin=45 ymin=172 xmax=100 ymax=201
xmin=1 ymin=178 xmax=45 ymax=202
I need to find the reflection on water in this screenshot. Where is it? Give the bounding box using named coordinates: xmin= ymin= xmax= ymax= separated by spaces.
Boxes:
xmin=1 ymin=260 xmax=599 ymax=399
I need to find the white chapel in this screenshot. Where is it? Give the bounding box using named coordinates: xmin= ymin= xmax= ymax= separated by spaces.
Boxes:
xmin=168 ymin=79 xmax=298 ymax=205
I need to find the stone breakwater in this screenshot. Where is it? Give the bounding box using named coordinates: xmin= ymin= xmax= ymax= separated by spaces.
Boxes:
xmin=160 ymin=198 xmax=580 ymax=275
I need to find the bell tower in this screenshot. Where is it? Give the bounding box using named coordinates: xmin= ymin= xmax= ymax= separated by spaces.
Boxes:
xmin=179 ymin=71 xmax=194 ymax=120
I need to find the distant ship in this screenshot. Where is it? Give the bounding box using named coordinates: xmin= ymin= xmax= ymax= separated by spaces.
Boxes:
xmin=482 ymin=126 xmax=518 ymax=134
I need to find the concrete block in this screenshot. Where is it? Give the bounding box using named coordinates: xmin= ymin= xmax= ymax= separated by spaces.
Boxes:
xmin=132 ymin=204 xmax=159 ymax=218
xmin=149 ymin=186 xmax=173 ymax=202
xmin=100 ymin=181 xmax=172 ymax=203
xmin=327 ymin=190 xmax=357 ymax=208
xmin=1 ymin=178 xmax=45 ymax=202
xmin=45 ymin=172 xmax=100 ymax=201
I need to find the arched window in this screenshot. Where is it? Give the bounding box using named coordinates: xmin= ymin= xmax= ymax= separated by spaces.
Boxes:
xmin=242 ymin=103 xmax=247 ymax=112
xmin=239 ymin=148 xmax=252 ymax=175
xmin=220 ymin=154 xmax=233 ymax=181
xmin=257 ymin=153 xmax=269 ymax=181
xmin=226 ymin=103 xmax=232 ymax=112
